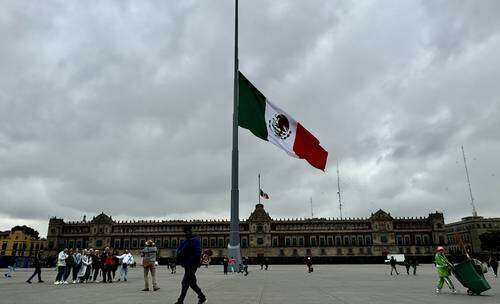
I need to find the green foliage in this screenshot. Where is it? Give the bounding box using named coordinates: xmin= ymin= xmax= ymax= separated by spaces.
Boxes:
xmin=11 ymin=225 xmax=40 ymax=239
xmin=480 ymin=231 xmax=500 ymax=252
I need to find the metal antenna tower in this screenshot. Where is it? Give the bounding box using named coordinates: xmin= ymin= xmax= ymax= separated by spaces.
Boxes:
xmin=310 ymin=197 xmax=314 ymax=218
xmin=336 ymin=159 xmax=343 ymax=219
xmin=461 ymin=145 xmax=478 ymax=217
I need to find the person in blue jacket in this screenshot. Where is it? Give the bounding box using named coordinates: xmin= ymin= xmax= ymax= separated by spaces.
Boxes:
xmin=174 ymin=225 xmax=207 ymax=304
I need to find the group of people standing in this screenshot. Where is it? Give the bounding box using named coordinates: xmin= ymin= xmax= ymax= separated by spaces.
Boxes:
xmin=388 ymin=256 xmax=418 ymax=276
xmin=54 ymin=247 xmax=134 ymax=285
xmin=2 ymin=224 xmax=207 ymax=304
xmin=221 ymin=256 xmax=249 ymax=275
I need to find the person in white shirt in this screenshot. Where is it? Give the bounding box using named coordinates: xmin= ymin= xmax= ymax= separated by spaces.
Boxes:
xmin=77 ymin=250 xmax=92 ymax=283
xmin=54 ymin=248 xmax=69 ymax=285
xmin=116 ymin=250 xmax=134 ymax=282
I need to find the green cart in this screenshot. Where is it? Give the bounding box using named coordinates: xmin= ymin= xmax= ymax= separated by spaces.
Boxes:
xmin=452 ymin=260 xmax=491 ymax=296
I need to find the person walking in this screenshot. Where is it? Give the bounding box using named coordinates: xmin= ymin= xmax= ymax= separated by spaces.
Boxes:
xmin=72 ymin=248 xmax=82 ymax=283
xmin=435 ymin=246 xmax=456 ymax=293
xmin=222 ymin=256 xmax=229 ymax=275
xmin=169 ymin=259 xmax=177 ymax=274
xmin=54 ymin=248 xmax=68 ymax=285
xmin=264 ymin=257 xmax=269 ymax=270
xmin=411 ymin=257 xmax=418 ymax=275
xmin=4 ymin=256 xmax=16 ymax=278
xmin=489 ymin=255 xmax=498 ymax=278
xmin=174 ymin=225 xmax=207 ymax=304
xmin=242 ymin=256 xmax=249 ymax=276
xmin=404 ymin=257 xmax=411 ymax=275
xmin=141 ymin=240 xmax=159 ymax=291
xmin=26 ymin=250 xmax=44 ymax=283
xmin=306 ymin=257 xmax=313 ymax=273
xmin=389 ymin=256 xmax=399 ymax=275
xmin=116 ymin=250 xmax=133 ymax=282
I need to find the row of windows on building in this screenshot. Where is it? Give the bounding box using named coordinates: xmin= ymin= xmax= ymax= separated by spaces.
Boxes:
xmin=1 ymin=242 xmax=45 ymax=257
xmin=112 ymin=225 xmax=240 ymax=233
xmin=447 ymin=222 xmax=498 ymax=232
xmin=55 ymin=235 xmax=439 ymax=250
xmin=394 ymin=223 xmax=432 ymax=229
xmin=395 ymin=234 xmax=431 ymax=246
xmin=276 ymin=235 xmax=373 ymax=247
xmin=57 ymin=235 xmax=378 ymax=250
xmin=447 ymin=245 xmax=471 ymax=254
xmin=59 ymin=225 xmax=243 ymax=235
xmin=112 ymin=238 xmax=237 ymax=249
xmin=279 ymin=247 xmax=374 ymax=256
xmin=273 ymin=224 xmax=371 ymax=231
xmin=397 ymin=246 xmax=432 ymax=255
xmin=0 ymin=235 xmax=32 ymax=241
xmin=58 ymin=222 xmax=441 ymax=235
xmin=108 ymin=235 xmax=375 ymax=249
xmin=62 ymin=227 xmax=91 ymax=234
xmin=446 ymin=233 xmax=472 ymax=244
xmin=55 ymin=238 xmax=219 ymax=250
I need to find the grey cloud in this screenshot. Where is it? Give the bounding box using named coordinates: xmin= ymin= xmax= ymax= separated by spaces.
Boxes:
xmin=1 ymin=1 xmax=500 ymax=237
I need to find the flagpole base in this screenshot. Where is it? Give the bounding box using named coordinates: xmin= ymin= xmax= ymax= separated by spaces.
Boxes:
xmin=227 ymin=244 xmax=242 ymax=268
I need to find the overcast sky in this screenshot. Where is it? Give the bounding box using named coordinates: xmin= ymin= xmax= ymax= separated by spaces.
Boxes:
xmin=1 ymin=1 xmax=500 ymax=237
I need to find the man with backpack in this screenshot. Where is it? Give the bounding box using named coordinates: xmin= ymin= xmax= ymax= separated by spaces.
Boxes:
xmin=141 ymin=240 xmax=159 ymax=291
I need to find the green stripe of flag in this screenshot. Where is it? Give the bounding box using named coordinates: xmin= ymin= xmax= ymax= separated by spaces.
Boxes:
xmin=238 ymin=72 xmax=268 ymax=141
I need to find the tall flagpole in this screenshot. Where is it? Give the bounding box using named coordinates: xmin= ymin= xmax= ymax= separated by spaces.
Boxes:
xmin=258 ymin=174 xmax=261 ymax=205
xmin=228 ymin=0 xmax=241 ymax=264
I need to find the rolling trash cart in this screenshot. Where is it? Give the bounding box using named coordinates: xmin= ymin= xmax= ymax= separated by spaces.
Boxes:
xmin=452 ymin=260 xmax=491 ymax=296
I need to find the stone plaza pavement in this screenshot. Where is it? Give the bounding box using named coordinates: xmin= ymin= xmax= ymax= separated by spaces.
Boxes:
xmin=1 ymin=264 xmax=498 ymax=304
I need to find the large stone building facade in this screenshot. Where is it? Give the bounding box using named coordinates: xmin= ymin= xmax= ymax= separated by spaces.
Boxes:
xmin=445 ymin=215 xmax=500 ymax=255
xmin=47 ymin=204 xmax=446 ymax=263
xmin=0 ymin=229 xmax=46 ymax=257
xmin=0 ymin=228 xmax=47 ymax=267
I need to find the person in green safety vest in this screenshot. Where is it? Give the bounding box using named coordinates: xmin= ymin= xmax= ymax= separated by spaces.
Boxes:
xmin=435 ymin=246 xmax=456 ymax=293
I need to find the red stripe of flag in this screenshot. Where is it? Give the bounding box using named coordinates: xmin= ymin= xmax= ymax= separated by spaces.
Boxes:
xmin=293 ymin=123 xmax=328 ymax=171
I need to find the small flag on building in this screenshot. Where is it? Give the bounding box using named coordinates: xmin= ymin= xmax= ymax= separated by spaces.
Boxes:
xmin=238 ymin=72 xmax=328 ymax=171
xmin=260 ymin=189 xmax=270 ymax=199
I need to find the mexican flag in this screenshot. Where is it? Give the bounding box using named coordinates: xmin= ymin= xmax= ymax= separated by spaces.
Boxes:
xmin=238 ymin=72 xmax=328 ymax=171
xmin=260 ymin=189 xmax=270 ymax=199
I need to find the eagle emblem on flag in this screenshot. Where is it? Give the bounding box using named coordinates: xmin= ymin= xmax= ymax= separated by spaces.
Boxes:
xmin=269 ymin=114 xmax=292 ymax=139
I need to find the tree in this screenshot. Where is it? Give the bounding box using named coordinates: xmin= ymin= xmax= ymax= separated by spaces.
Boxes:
xmin=480 ymin=231 xmax=500 ymax=253
xmin=11 ymin=225 xmax=40 ymax=239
